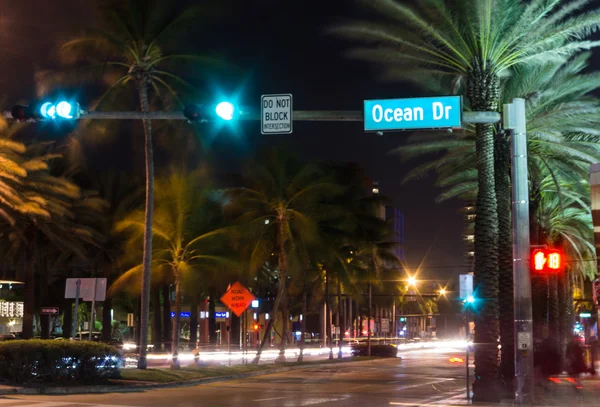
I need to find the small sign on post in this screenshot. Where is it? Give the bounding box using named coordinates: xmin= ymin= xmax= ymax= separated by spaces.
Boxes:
xmin=41 ymin=307 xmax=59 ymax=315
xmin=261 ymin=94 xmax=293 ymax=134
xmin=381 ymin=318 xmax=390 ymax=333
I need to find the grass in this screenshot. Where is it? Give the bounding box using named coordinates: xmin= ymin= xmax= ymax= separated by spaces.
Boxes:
xmin=120 ymin=356 xmax=377 ymax=384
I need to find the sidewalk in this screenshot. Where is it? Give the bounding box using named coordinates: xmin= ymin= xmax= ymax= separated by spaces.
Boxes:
xmin=532 ymin=375 xmax=600 ymax=406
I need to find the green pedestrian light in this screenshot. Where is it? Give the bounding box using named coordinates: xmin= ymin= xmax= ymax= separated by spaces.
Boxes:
xmin=466 ymin=295 xmax=475 ymax=304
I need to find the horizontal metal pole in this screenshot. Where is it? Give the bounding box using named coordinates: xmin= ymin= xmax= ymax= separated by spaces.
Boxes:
xmin=4 ymin=109 xmax=501 ymax=124
xmin=84 ymin=110 xmax=364 ymax=122
xmin=83 ymin=111 xmax=185 ymax=120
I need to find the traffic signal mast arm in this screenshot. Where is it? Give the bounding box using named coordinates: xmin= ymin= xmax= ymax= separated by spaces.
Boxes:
xmin=3 ymin=108 xmax=499 ymax=123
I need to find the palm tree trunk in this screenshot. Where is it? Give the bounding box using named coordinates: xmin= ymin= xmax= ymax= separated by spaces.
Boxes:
xmin=337 ymin=278 xmax=343 ymax=359
xmin=495 ymin=133 xmax=514 ymax=391
xmin=171 ymin=269 xmax=182 ymax=370
xmin=102 ymin=264 xmax=113 ymax=342
xmin=548 ymin=274 xmax=559 ymax=359
xmin=325 ymin=269 xmax=333 ymax=360
xmin=63 ymin=298 xmax=73 ymax=339
xmin=348 ymin=297 xmax=353 ymax=338
xmin=23 ymin=249 xmax=34 ymax=340
xmin=208 ymin=287 xmax=217 ymax=346
xmin=467 ymin=60 xmax=501 ymax=402
xmin=152 ymin=285 xmax=162 ymax=350
xmin=39 ymin=247 xmax=49 ymax=339
xmin=558 ymin=270 xmax=568 ymax=362
xmin=280 ymin=292 xmax=289 ymax=359
xmin=367 ymin=281 xmax=372 ymax=357
xmin=162 ymin=284 xmax=171 ymax=351
xmin=298 ymin=279 xmax=308 ymax=362
xmin=253 ymin=217 xmax=287 ymax=364
xmin=137 ymin=83 xmax=154 ymax=370
xmin=190 ymin=294 xmax=199 ymax=351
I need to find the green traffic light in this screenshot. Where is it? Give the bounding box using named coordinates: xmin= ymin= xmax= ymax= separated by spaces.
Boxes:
xmin=215 ymin=101 xmax=235 ymax=121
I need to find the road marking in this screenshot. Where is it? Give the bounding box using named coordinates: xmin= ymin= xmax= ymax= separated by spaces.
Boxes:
xmin=353 ymin=384 xmax=371 ymax=389
xmin=252 ymin=396 xmax=286 ymax=402
xmin=395 ymin=378 xmax=455 ymax=391
xmin=387 ymin=380 xmax=402 ymax=384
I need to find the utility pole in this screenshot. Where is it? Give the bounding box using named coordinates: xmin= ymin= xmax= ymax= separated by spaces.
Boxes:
xmin=504 ymin=98 xmax=534 ymax=404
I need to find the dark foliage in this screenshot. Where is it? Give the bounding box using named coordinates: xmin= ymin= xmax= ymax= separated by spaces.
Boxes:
xmin=0 ymin=340 xmax=121 ymax=385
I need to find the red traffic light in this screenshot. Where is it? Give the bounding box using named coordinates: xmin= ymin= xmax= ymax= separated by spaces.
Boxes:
xmin=531 ymin=249 xmax=563 ymax=272
xmin=253 ymin=323 xmax=259 ymax=331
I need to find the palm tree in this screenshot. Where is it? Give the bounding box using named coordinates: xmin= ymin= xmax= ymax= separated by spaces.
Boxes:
xmin=113 ymin=168 xmax=235 ymax=369
xmin=534 ymin=172 xmax=595 ymax=361
xmin=1 ymin=141 xmax=103 ymax=339
xmin=39 ymin=0 xmax=232 ymax=369
xmin=229 ymin=149 xmax=342 ymax=364
xmin=393 ymin=53 xmax=600 ymax=388
xmin=331 ymin=1 xmax=600 ymax=398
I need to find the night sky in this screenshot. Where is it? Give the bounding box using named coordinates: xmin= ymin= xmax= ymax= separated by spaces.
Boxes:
xmin=0 ymin=0 xmax=473 ymax=282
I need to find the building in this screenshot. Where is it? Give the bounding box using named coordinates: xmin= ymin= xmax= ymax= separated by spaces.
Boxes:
xmin=462 ymin=204 xmax=476 ymax=273
xmin=372 ymin=182 xmax=405 ymax=261
xmin=0 ymin=268 xmax=24 ymax=336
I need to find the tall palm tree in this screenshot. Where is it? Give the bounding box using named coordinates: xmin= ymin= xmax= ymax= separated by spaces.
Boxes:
xmin=393 ymin=53 xmax=600 ymax=388
xmin=229 ymin=149 xmax=342 ymax=364
xmin=40 ymin=0 xmax=232 ymax=368
xmin=113 ymin=168 xmax=235 ymax=369
xmin=331 ymin=1 xmax=600 ymax=398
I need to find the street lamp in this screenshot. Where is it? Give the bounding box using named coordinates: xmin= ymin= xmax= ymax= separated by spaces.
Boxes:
xmin=407 ymin=276 xmax=417 ymax=287
xmin=439 ymin=288 xmax=447 ymax=296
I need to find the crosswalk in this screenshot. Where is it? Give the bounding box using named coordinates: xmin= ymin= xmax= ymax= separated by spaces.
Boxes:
xmin=0 ymin=400 xmax=136 ymax=407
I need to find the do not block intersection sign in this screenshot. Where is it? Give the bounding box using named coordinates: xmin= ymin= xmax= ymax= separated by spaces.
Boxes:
xmin=261 ymin=94 xmax=293 ymax=135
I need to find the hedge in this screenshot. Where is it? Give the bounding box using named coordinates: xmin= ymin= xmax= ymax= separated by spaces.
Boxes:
xmin=351 ymin=344 xmax=399 ymax=358
xmin=0 ymin=340 xmax=122 ymax=385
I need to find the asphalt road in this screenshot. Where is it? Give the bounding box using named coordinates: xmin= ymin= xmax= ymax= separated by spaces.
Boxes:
xmin=0 ymin=347 xmax=473 ymax=407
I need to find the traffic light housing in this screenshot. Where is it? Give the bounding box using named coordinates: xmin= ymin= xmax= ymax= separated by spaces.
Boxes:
xmin=10 ymin=100 xmax=80 ymax=122
xmin=183 ymin=101 xmax=238 ymax=123
xmin=531 ymin=249 xmax=563 ymax=273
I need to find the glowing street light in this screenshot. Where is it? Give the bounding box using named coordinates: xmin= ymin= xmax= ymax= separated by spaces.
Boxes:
xmin=466 ymin=295 xmax=475 ymax=304
xmin=407 ymin=276 xmax=417 ymax=287
xmin=439 ymin=288 xmax=447 ymax=296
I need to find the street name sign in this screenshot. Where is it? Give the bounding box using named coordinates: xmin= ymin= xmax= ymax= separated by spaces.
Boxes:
xmin=41 ymin=307 xmax=59 ymax=315
xmin=364 ymin=96 xmax=462 ymax=132
xmin=220 ymin=282 xmax=256 ymax=317
xmin=261 ymin=94 xmax=293 ymax=134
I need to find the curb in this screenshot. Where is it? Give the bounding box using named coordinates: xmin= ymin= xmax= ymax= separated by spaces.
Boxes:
xmin=0 ymin=357 xmax=389 ymax=395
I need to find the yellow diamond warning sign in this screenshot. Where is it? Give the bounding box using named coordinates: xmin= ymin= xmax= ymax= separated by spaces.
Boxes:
xmin=220 ymin=282 xmax=256 ymax=317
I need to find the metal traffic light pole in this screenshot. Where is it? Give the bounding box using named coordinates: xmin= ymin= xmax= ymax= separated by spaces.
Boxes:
xmin=504 ymin=98 xmax=534 ymax=404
